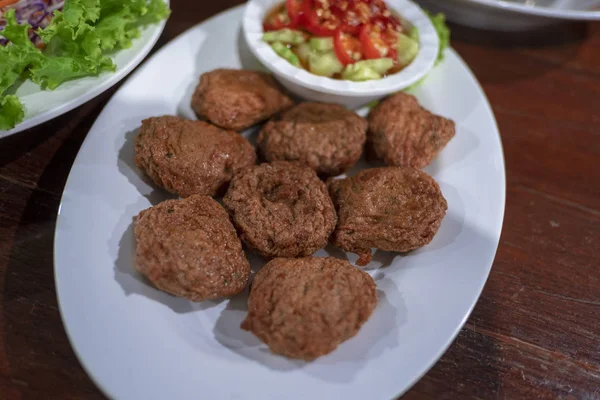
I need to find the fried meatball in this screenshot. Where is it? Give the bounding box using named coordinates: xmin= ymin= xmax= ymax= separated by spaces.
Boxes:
xmin=134 ymin=195 xmax=250 ymax=301
xmin=223 ymin=161 xmax=337 ymax=258
xmin=368 ymin=92 xmax=456 ymax=169
xmin=241 ymin=257 xmax=377 ymax=360
xmin=134 ymin=116 xmax=256 ymax=198
xmin=191 ymin=69 xmax=294 ymax=131
xmin=330 ymin=167 xmax=447 ymax=266
xmin=257 ymin=102 xmax=367 ymax=177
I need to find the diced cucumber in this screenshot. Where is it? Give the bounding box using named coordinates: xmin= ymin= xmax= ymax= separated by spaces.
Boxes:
xmin=309 ymin=37 xmax=334 ymax=52
xmin=351 ymin=58 xmax=394 ymax=75
xmin=397 ymin=33 xmax=419 ymax=66
xmin=341 ymin=58 xmax=394 ymax=81
xmin=295 ymin=43 xmax=313 ymax=64
xmin=271 ymin=42 xmax=301 ymax=67
xmin=262 ymin=29 xmax=307 ymax=44
xmin=308 ymin=51 xmax=343 ymax=77
xmin=408 ymin=25 xmax=419 ymax=42
xmin=341 ymin=64 xmax=382 ymax=81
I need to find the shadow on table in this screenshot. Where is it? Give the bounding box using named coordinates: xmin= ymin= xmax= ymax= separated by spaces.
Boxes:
xmin=0 ymin=100 xmax=109 ymax=399
xmin=447 ymin=21 xmax=589 ymax=83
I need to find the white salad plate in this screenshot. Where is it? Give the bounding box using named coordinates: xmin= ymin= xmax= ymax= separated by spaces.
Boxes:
xmin=54 ymin=5 xmax=506 ymax=400
xmin=417 ymin=0 xmax=600 ymax=31
xmin=0 ymin=0 xmax=169 ymax=138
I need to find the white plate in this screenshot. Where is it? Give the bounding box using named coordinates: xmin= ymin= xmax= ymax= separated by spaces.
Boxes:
xmin=417 ymin=0 xmax=600 ymax=31
xmin=0 ymin=1 xmax=169 ymax=138
xmin=54 ymin=5 xmax=506 ymax=400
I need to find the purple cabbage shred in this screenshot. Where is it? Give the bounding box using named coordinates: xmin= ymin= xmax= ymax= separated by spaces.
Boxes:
xmin=0 ymin=0 xmax=65 ymax=47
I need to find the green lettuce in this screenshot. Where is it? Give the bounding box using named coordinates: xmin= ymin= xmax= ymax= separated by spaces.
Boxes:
xmin=427 ymin=11 xmax=450 ymax=64
xmin=0 ymin=0 xmax=170 ymax=130
xmin=404 ymin=12 xmax=450 ymax=92
xmin=0 ymin=95 xmax=25 ymax=130
xmin=94 ymin=0 xmax=170 ymax=51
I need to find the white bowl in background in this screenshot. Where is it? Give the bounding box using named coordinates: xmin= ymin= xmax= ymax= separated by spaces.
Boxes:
xmin=416 ymin=0 xmax=600 ymax=31
xmin=242 ymin=0 xmax=439 ymax=108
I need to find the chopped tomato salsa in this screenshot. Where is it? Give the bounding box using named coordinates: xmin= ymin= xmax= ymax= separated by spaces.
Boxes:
xmin=264 ymin=0 xmax=405 ymax=65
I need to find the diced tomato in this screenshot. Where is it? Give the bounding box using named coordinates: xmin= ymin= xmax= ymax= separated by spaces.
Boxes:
xmin=286 ymin=0 xmax=303 ymax=26
xmin=301 ymin=0 xmax=339 ymax=36
xmin=329 ymin=3 xmax=360 ymax=34
xmin=263 ymin=19 xmax=284 ymax=31
xmin=264 ymin=0 xmax=402 ymax=61
xmin=387 ymin=47 xmax=398 ymax=62
xmin=305 ymin=13 xmax=337 ymax=36
xmin=341 ymin=22 xmax=362 ymax=35
xmin=263 ymin=7 xmax=296 ymax=31
xmin=380 ymin=24 xmax=401 ymax=61
xmin=359 ymin=24 xmax=386 ymax=59
xmin=334 ymin=29 xmax=362 ymax=65
xmin=359 ymin=23 xmax=398 ymax=60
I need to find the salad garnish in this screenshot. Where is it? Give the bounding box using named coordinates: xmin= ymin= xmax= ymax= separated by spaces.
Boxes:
xmin=0 ymin=0 xmax=170 ymax=130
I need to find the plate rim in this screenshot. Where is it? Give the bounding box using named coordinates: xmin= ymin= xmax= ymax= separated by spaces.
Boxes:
xmin=1 ymin=0 xmax=170 ymax=139
xmin=53 ymin=5 xmax=507 ymax=399
xmin=467 ymin=0 xmax=600 ymax=20
xmin=395 ymin=48 xmax=507 ymax=398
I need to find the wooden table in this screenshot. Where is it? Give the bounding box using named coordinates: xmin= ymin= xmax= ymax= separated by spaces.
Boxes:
xmin=1 ymin=1 xmax=599 ymax=398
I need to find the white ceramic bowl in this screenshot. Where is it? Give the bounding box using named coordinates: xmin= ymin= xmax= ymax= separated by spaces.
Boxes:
xmin=417 ymin=0 xmax=600 ymax=31
xmin=242 ymin=0 xmax=439 ymax=108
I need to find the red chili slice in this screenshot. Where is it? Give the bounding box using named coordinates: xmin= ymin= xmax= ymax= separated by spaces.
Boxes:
xmin=263 ymin=18 xmax=288 ymax=31
xmin=341 ymin=22 xmax=362 ymax=35
xmin=286 ymin=0 xmax=303 ymax=26
xmin=359 ymin=24 xmax=390 ymax=59
xmin=263 ymin=7 xmax=297 ymax=31
xmin=302 ymin=0 xmax=338 ymax=36
xmin=334 ymin=28 xmax=362 ymax=65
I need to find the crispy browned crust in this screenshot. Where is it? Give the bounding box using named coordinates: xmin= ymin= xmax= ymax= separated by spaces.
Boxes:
xmin=258 ymin=102 xmax=367 ymax=177
xmin=368 ymin=92 xmax=455 ymax=169
xmin=329 ymin=167 xmax=448 ymax=265
xmin=223 ymin=161 xmax=337 ymax=258
xmin=191 ymin=69 xmax=294 ymax=131
xmin=134 ymin=195 xmax=250 ymax=301
xmin=242 ymin=257 xmax=378 ymax=360
xmin=134 ymin=115 xmax=256 ymax=198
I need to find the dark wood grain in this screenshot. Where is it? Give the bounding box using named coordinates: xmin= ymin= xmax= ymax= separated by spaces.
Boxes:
xmin=1 ymin=1 xmax=599 ymax=399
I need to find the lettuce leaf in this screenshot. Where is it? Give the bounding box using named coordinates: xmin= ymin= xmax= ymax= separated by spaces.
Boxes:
xmin=0 ymin=10 xmax=42 ymax=128
xmin=35 ymin=0 xmax=115 ymax=89
xmin=426 ymin=11 xmax=450 ymax=64
xmin=0 ymin=95 xmax=25 ymax=131
xmin=0 ymin=0 xmax=170 ymax=130
xmin=0 ymin=43 xmax=39 ymax=93
xmin=39 ymin=0 xmax=101 ymax=43
xmin=95 ymin=0 xmax=170 ymax=50
xmin=1 ymin=9 xmax=37 ymax=48
xmin=30 ymin=53 xmax=115 ymax=90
